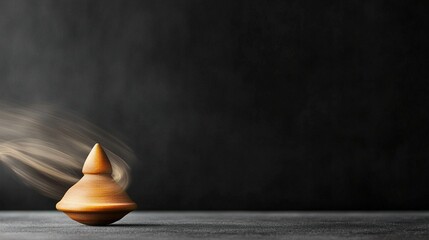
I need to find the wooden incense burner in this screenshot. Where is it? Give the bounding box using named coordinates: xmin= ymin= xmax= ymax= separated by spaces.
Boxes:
xmin=56 ymin=143 xmax=137 ymax=225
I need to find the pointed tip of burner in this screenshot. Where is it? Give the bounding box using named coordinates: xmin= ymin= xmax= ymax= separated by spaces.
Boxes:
xmin=82 ymin=143 xmax=112 ymax=174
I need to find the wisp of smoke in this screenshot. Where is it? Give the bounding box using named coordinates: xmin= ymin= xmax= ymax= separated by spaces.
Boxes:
xmin=0 ymin=102 xmax=136 ymax=199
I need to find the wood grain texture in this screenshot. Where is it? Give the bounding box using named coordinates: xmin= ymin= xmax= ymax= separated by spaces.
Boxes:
xmin=56 ymin=144 xmax=136 ymax=225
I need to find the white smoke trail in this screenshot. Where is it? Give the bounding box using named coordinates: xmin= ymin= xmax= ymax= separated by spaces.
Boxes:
xmin=0 ymin=102 xmax=135 ymax=199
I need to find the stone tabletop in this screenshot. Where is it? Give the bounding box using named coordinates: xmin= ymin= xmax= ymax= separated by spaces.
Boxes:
xmin=1 ymin=211 xmax=429 ymax=239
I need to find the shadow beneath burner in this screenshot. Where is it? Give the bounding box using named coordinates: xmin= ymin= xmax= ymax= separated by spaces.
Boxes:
xmin=109 ymin=223 xmax=163 ymax=227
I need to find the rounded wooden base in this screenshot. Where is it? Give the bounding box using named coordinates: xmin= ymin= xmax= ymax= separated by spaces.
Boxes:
xmin=62 ymin=211 xmax=130 ymax=226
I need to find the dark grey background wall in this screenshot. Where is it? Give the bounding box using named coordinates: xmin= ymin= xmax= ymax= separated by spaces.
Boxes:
xmin=0 ymin=0 xmax=428 ymax=210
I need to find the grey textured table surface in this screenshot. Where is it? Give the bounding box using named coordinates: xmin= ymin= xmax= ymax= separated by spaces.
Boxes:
xmin=1 ymin=211 xmax=429 ymax=239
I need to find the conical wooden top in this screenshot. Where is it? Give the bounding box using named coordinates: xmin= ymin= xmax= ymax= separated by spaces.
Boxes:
xmin=56 ymin=143 xmax=137 ymax=225
xmin=82 ymin=143 xmax=112 ymax=174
